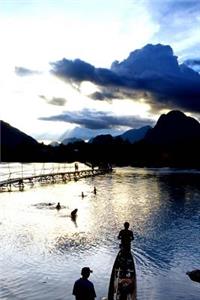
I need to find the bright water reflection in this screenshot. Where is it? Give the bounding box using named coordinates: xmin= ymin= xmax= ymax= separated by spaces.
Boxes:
xmin=0 ymin=165 xmax=200 ymax=299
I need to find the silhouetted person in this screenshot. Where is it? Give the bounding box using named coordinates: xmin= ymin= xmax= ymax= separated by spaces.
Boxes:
xmin=118 ymin=222 xmax=134 ymax=253
xmin=56 ymin=202 xmax=61 ymax=210
xmin=186 ymin=269 xmax=200 ymax=283
xmin=81 ymin=192 xmax=85 ymax=198
xmin=118 ymin=278 xmax=134 ymax=299
xmin=71 ymin=208 xmax=78 ymax=220
xmin=94 ymin=187 xmax=97 ymax=195
xmin=72 ymin=267 xmax=96 ymax=300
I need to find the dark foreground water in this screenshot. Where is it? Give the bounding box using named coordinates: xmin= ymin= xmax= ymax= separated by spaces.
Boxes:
xmin=0 ymin=165 xmax=200 ymax=300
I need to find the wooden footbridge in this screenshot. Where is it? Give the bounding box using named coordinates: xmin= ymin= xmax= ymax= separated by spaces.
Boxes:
xmin=0 ymin=162 xmax=112 ymax=192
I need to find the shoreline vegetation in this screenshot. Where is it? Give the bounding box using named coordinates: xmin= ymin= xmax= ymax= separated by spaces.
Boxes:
xmin=1 ymin=110 xmax=200 ymax=168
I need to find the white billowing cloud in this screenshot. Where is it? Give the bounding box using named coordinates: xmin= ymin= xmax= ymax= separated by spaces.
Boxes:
xmin=0 ymin=0 xmax=159 ymax=71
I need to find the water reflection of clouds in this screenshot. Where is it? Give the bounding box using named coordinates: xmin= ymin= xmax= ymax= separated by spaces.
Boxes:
xmin=105 ymin=168 xmax=200 ymax=277
xmin=0 ymin=166 xmax=199 ymax=300
xmin=110 ymin=172 xmax=162 ymax=236
xmin=131 ymin=170 xmax=200 ymax=274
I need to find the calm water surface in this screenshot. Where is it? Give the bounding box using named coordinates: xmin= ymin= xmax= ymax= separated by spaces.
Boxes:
xmin=0 ymin=164 xmax=200 ymax=300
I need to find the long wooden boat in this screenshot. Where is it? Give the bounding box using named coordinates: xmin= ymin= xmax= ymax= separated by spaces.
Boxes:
xmin=108 ymin=250 xmax=137 ymax=300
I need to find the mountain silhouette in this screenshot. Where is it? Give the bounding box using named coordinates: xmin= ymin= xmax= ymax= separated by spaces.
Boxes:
xmin=88 ymin=126 xmax=152 ymax=144
xmin=61 ymin=137 xmax=84 ymax=145
xmin=89 ymin=134 xmax=114 ymax=145
xmin=1 ymin=120 xmax=39 ymax=161
xmin=59 ymin=126 xmax=123 ymax=142
xmin=1 ymin=110 xmax=200 ymax=166
xmin=145 ymin=110 xmax=200 ymax=145
xmin=1 ymin=120 xmax=38 ymax=148
xmin=119 ymin=125 xmax=151 ymax=143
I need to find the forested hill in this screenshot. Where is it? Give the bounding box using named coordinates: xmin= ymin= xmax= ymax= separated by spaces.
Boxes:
xmin=1 ymin=110 xmax=200 ymax=168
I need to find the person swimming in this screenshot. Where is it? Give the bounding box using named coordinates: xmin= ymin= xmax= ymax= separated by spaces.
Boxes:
xmin=56 ymin=202 xmax=61 ymax=210
xmin=71 ymin=208 xmax=78 ymax=219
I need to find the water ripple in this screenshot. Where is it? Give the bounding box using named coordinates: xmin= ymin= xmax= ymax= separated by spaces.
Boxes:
xmin=0 ymin=166 xmax=200 ymax=300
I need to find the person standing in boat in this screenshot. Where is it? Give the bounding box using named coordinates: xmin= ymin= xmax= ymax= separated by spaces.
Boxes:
xmin=72 ymin=267 xmax=96 ymax=300
xmin=118 ymin=222 xmax=134 ymax=252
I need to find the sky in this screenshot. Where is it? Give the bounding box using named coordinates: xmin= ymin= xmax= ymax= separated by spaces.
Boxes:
xmin=1 ymin=0 xmax=200 ymax=143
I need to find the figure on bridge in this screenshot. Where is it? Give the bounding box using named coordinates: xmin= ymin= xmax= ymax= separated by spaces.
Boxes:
xmin=94 ymin=187 xmax=97 ymax=195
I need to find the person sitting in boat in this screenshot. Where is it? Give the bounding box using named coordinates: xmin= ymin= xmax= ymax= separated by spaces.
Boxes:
xmin=56 ymin=202 xmax=61 ymax=210
xmin=118 ymin=222 xmax=134 ymax=253
xmin=118 ymin=277 xmax=134 ymax=299
xmin=72 ymin=267 xmax=96 ymax=300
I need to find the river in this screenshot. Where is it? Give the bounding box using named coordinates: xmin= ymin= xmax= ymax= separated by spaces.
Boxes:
xmin=0 ymin=164 xmax=200 ymax=299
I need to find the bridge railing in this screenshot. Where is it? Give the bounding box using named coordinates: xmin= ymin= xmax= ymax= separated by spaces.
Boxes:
xmin=0 ymin=162 xmax=93 ymax=184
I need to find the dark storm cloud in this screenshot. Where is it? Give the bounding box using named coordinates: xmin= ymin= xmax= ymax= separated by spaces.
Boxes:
xmin=15 ymin=66 xmax=40 ymax=76
xmin=39 ymin=109 xmax=154 ymax=130
xmin=50 ymin=44 xmax=200 ymax=113
xmin=89 ymin=91 xmax=109 ymax=100
xmin=89 ymin=88 xmax=147 ymax=101
xmin=50 ymin=58 xmax=130 ymax=86
xmin=39 ymin=95 xmax=66 ymax=106
xmin=50 ymin=59 xmax=96 ymax=82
